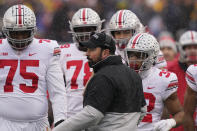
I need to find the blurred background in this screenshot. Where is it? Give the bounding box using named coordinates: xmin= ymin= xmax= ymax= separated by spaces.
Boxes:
xmin=0 ymin=0 xmax=197 ymax=43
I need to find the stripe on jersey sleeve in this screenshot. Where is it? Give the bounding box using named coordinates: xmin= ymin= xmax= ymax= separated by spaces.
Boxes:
xmin=186 ymin=71 xmax=196 ymax=85
xmin=166 ymin=80 xmax=178 ymax=91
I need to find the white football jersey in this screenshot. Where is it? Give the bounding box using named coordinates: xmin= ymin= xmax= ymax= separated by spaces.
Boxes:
xmin=115 ymin=45 xmax=127 ymax=64
xmin=186 ymin=64 xmax=197 ymax=92
xmin=154 ymin=51 xmax=167 ymax=69
xmin=60 ymin=43 xmax=92 ymax=118
xmin=0 ymin=38 xmax=66 ymax=123
xmin=138 ymin=67 xmax=178 ymax=131
xmin=185 ymin=64 xmax=197 ymax=126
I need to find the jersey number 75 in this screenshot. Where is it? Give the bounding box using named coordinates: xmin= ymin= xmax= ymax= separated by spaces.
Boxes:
xmin=0 ymin=59 xmax=39 ymax=93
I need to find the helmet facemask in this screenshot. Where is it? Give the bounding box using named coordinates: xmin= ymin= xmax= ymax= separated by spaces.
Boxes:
xmin=126 ymin=49 xmax=153 ymax=72
xmin=111 ymin=29 xmax=136 ymax=50
xmin=179 ymin=30 xmax=197 ymax=63
xmin=73 ymin=26 xmax=97 ymax=43
xmin=182 ymin=44 xmax=197 ymax=64
xmin=70 ymin=25 xmax=98 ymax=51
xmin=3 ymin=27 xmax=35 ymax=50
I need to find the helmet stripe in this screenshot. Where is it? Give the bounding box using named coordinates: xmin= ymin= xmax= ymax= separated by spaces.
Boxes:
xmin=18 ymin=5 xmax=22 ymax=25
xmin=132 ymin=33 xmax=142 ymax=48
xmin=191 ymin=31 xmax=194 ymax=42
xmin=82 ymin=8 xmax=87 ymax=24
xmin=118 ymin=10 xmax=124 ymax=28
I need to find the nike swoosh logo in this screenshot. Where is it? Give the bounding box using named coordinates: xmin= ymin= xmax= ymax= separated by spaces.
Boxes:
xmin=147 ymin=87 xmax=155 ymax=89
xmin=29 ymin=53 xmax=37 ymax=56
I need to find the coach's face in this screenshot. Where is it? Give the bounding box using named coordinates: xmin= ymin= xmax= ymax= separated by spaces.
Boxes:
xmin=86 ymin=47 xmax=103 ymax=67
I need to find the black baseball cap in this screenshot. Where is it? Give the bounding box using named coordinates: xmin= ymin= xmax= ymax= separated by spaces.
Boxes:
xmin=80 ymin=32 xmax=116 ymax=53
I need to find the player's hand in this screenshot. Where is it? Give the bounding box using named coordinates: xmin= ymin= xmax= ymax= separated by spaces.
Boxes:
xmin=153 ymin=119 xmax=176 ymax=131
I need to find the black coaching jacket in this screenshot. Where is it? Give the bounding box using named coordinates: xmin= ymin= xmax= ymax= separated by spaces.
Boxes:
xmin=83 ymin=55 xmax=146 ymax=131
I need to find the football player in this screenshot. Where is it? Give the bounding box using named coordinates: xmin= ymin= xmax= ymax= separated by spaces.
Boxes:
xmin=167 ymin=31 xmax=197 ymax=131
xmin=0 ymin=4 xmax=66 ymax=131
xmin=125 ymin=33 xmax=184 ymax=131
xmin=59 ymin=8 xmax=104 ymax=118
xmin=108 ymin=9 xmax=143 ymax=63
xmin=108 ymin=9 xmax=167 ymax=68
xmin=168 ymin=30 xmax=197 ymax=105
xmin=184 ymin=64 xmax=197 ymax=131
xmin=182 ymin=31 xmax=197 ymax=130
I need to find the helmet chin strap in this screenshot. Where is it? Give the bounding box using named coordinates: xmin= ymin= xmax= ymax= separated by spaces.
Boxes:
xmin=117 ymin=43 xmax=126 ymax=50
xmin=186 ymin=55 xmax=197 ymax=64
xmin=129 ymin=61 xmax=152 ymax=79
xmin=6 ymin=38 xmax=32 ymax=50
xmin=129 ymin=63 xmax=140 ymax=72
xmin=115 ymin=38 xmax=129 ymax=50
xmin=5 ymin=30 xmax=34 ymax=50
xmin=74 ymin=36 xmax=88 ymax=52
xmin=77 ymin=44 xmax=87 ymax=52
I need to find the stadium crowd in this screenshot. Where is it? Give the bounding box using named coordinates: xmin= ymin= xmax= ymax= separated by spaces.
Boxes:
xmin=1 ymin=0 xmax=197 ymax=41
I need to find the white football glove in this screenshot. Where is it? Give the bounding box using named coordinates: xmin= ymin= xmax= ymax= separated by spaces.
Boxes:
xmin=153 ymin=119 xmax=176 ymax=131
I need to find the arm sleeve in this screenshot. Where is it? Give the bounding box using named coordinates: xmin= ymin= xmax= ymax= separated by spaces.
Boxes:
xmin=186 ymin=66 xmax=197 ymax=92
xmin=46 ymin=55 xmax=67 ymax=123
xmin=162 ymin=73 xmax=178 ymax=100
xmin=53 ymin=105 xmax=104 ymax=131
xmin=83 ymin=75 xmax=114 ymax=114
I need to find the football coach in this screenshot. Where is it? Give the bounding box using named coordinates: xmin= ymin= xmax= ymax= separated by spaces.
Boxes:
xmin=53 ymin=32 xmax=146 ymax=131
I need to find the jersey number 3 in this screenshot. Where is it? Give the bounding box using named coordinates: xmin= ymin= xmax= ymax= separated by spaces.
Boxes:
xmin=142 ymin=92 xmax=156 ymax=123
xmin=0 ymin=60 xmax=39 ymax=93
